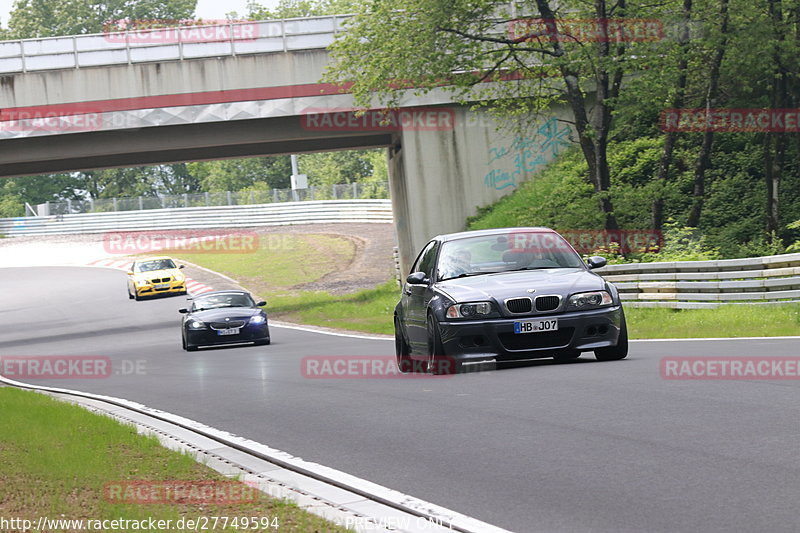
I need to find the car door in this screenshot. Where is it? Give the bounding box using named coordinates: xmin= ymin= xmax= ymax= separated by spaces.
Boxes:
xmin=404 ymin=240 xmax=439 ymax=348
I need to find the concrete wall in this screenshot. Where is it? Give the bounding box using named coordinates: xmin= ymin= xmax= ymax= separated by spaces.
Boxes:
xmin=0 ymin=50 xmax=331 ymax=107
xmin=389 ymin=105 xmax=575 ymax=274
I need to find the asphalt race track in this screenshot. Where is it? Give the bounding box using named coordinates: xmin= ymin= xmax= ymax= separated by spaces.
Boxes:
xmin=2 ymin=266 xmax=800 ymax=533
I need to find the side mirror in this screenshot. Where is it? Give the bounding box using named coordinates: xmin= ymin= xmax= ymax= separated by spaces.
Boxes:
xmin=587 ymin=256 xmax=607 ymax=269
xmin=406 ymin=272 xmax=427 ymax=285
xmin=178 ymin=308 xmax=189 ymax=314
xmin=256 ymin=301 xmax=266 ymax=307
xmin=179 ymin=264 xmax=185 ymax=269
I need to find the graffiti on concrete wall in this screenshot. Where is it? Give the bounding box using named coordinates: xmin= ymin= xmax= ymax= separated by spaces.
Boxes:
xmin=483 ymin=117 xmax=572 ymax=190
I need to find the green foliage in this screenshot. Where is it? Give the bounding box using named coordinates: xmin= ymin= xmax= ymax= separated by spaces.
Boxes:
xmin=246 ymin=0 xmax=361 ymax=19
xmin=7 ymin=0 xmax=196 ymax=38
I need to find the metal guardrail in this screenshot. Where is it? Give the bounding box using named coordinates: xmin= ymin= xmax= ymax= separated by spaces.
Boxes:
xmin=597 ymin=253 xmax=800 ymax=308
xmin=0 ymin=199 xmax=392 ymax=236
xmin=36 ymin=182 xmax=389 ymax=216
xmin=0 ymin=15 xmax=352 ymax=74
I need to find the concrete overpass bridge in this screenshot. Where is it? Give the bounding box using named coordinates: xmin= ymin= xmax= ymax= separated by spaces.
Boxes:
xmin=0 ymin=16 xmax=574 ymax=271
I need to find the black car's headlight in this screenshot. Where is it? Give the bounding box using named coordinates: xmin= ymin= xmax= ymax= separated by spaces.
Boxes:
xmin=249 ymin=315 xmax=266 ymax=325
xmin=567 ymin=291 xmax=613 ymax=310
xmin=446 ymin=302 xmax=495 ymax=319
xmin=188 ymin=319 xmax=206 ymax=329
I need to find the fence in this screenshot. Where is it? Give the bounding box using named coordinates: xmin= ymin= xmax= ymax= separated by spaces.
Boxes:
xmin=0 ymin=16 xmax=352 ymax=74
xmin=36 ymin=182 xmax=389 ymax=216
xmin=597 ymin=253 xmax=800 ymax=308
xmin=0 ymin=199 xmax=393 ymax=237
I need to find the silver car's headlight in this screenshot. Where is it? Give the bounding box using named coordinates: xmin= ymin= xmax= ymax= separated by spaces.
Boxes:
xmin=446 ymin=302 xmax=494 ymax=319
xmin=568 ymin=291 xmax=613 ymax=310
xmin=188 ymin=319 xmax=206 ymax=329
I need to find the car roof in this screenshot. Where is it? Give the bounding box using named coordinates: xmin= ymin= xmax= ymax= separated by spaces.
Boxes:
xmin=433 ymin=227 xmax=557 ymax=243
xmin=192 ymin=290 xmax=250 ymax=297
xmin=134 ymin=256 xmax=174 ymax=262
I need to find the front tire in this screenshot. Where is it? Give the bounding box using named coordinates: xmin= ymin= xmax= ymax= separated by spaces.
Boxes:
xmin=395 ymin=316 xmax=414 ymax=373
xmin=595 ymin=313 xmax=629 ymax=361
xmin=426 ymin=313 xmax=460 ymax=375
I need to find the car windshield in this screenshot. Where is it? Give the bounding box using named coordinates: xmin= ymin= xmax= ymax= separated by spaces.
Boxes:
xmin=134 ymin=259 xmax=177 ymax=272
xmin=437 ymin=231 xmax=584 ymax=281
xmin=192 ymin=293 xmax=254 ymax=311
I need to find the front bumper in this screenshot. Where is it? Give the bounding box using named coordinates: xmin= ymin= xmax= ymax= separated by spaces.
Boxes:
xmin=437 ymin=305 xmax=623 ymax=363
xmin=135 ymin=279 xmax=186 ymax=297
xmin=185 ymin=323 xmax=270 ymax=348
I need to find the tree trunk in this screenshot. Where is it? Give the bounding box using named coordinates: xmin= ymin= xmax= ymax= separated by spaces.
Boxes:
xmin=764 ymin=0 xmax=789 ymax=235
xmin=536 ymin=0 xmax=619 ymax=230
xmin=687 ymin=0 xmax=729 ymax=228
xmin=653 ymin=0 xmax=692 ymax=229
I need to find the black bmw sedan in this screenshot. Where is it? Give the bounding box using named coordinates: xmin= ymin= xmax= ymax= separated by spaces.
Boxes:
xmin=179 ymin=290 xmax=270 ymax=351
xmin=394 ymin=227 xmax=627 ymax=374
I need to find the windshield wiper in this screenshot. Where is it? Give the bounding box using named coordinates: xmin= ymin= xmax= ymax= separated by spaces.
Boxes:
xmin=504 ymin=266 xmax=561 ymax=272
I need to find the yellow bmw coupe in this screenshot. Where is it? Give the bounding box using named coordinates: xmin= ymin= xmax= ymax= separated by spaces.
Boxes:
xmin=127 ymin=257 xmax=187 ymax=300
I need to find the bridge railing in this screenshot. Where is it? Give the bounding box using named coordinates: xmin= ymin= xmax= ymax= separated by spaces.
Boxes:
xmin=0 ymin=199 xmax=393 ymax=237
xmin=596 ymin=254 xmax=800 ymax=308
xmin=0 ymin=15 xmax=353 ymax=74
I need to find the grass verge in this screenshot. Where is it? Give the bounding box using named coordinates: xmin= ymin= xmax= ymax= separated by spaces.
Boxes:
xmin=0 ymin=387 xmax=347 ymax=532
xmin=266 ymin=281 xmax=399 ymax=335
xmin=625 ymin=304 xmax=800 ymax=339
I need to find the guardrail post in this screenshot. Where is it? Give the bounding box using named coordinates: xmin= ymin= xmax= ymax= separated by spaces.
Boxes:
xmin=113 ymin=198 xmax=118 ymax=211
xmin=88 ymin=198 xmax=94 ymax=212
xmin=183 ymin=193 xmax=189 ymax=207
xmin=230 ymin=21 xmax=236 ymax=57
xmin=273 ymin=188 xmax=278 ymax=202
xmin=67 ymin=199 xmax=72 ymax=213
xmin=73 ymin=36 xmax=79 ymax=68
xmin=138 ymin=196 xmax=144 ymax=210
xmin=352 ymin=182 xmax=358 ymax=198
xmin=227 ymin=191 xmax=233 ymax=205
xmin=204 ymin=192 xmax=209 ymax=206
xmin=332 ymin=184 xmax=337 ymax=199
xmin=20 ymin=40 xmax=27 ymax=73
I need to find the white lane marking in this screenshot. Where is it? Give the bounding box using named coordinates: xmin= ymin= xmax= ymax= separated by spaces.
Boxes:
xmin=270 ymin=321 xmax=392 ymax=341
xmin=632 ymin=336 xmax=800 ymax=342
xmin=0 ymin=374 xmax=513 ymax=533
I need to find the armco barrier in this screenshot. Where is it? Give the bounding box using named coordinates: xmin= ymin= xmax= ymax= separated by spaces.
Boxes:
xmin=597 ymin=253 xmax=800 ymax=308
xmin=0 ymin=199 xmax=392 ymax=237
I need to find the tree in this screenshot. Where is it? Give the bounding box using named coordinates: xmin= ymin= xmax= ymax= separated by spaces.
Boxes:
xmin=7 ymin=0 xmax=196 ymax=38
xmin=324 ymin=0 xmax=675 ymax=230
xmin=187 ymin=157 xmax=293 ymax=191
xmin=246 ymin=0 xmax=361 ymax=19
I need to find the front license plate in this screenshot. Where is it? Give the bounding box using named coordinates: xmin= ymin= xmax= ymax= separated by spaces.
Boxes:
xmin=217 ymin=328 xmax=240 ymax=336
xmin=514 ymin=319 xmax=558 ymax=334
xmin=154 ymin=283 xmax=169 ymax=289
